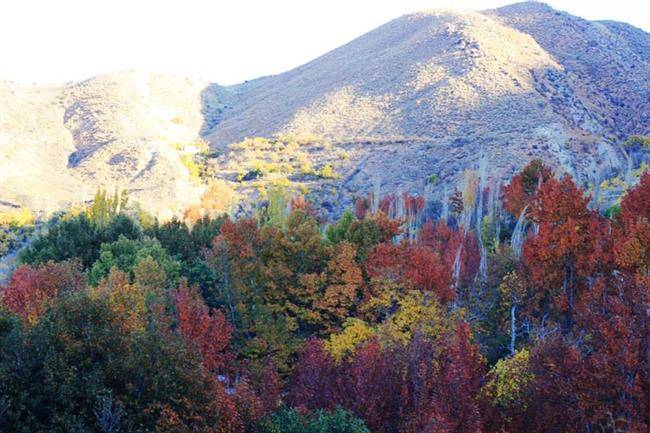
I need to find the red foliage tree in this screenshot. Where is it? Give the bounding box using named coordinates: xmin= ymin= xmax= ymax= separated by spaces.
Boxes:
xmin=288 ymin=323 xmax=486 ymax=433
xmin=619 ymin=171 xmax=650 ymax=225
xmin=525 ymin=336 xmax=585 ymax=433
xmin=173 ymin=281 xmax=233 ymax=374
xmin=288 ymin=338 xmax=341 ymax=411
xmin=341 ymin=339 xmax=404 ymax=433
xmin=615 ymin=171 xmax=650 ymax=275
xmin=365 ymin=240 xmax=453 ymax=302
xmin=365 ymin=242 xmax=410 ymax=285
xmin=218 ymin=218 xmax=260 ymax=262
xmin=365 ymin=220 xmax=480 ymax=303
xmin=434 ymin=321 xmax=486 ymax=433
xmin=419 ymin=220 xmax=480 ymax=293
xmin=522 ymin=176 xmax=612 ymax=330
xmin=574 ymin=278 xmax=648 ymax=432
xmin=1 ymin=260 xmax=85 ymax=323
xmin=502 ymin=159 xmax=553 ymax=217
xmin=406 ymin=246 xmax=454 ymax=302
xmin=515 ymin=171 xmax=648 ymax=432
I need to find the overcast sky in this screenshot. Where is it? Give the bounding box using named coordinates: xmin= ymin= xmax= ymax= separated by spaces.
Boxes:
xmin=1 ymin=0 xmax=648 ymax=85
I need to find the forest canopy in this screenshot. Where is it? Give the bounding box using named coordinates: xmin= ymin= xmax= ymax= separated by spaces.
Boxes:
xmin=0 ymin=163 xmax=648 ymax=433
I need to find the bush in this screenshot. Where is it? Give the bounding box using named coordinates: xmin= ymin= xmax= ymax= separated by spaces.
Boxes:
xmin=319 ymin=164 xmax=340 ymax=180
xmin=0 ymin=207 xmax=35 ymax=228
xmin=181 ymin=153 xmax=202 ymax=180
xmin=184 ymin=180 xmax=239 ymax=224
xmin=0 ymin=226 xmax=33 ymax=257
xmin=624 ymin=135 xmax=650 ymax=148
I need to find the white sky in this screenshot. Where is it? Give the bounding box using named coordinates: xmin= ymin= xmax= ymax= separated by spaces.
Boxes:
xmin=1 ymin=0 xmax=648 ymax=85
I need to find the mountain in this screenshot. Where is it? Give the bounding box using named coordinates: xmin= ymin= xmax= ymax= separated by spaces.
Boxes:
xmin=1 ymin=2 xmax=648 ymax=218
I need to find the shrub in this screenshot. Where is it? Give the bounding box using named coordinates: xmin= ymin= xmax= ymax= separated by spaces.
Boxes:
xmin=181 ymin=153 xmax=201 ymax=181
xmin=624 ymin=135 xmax=650 ymax=148
xmin=319 ymin=164 xmax=340 ymax=180
xmin=0 ymin=207 xmax=35 ymax=227
xmin=178 ymin=139 xmax=212 ymax=184
xmin=482 ymin=349 xmax=533 ymax=408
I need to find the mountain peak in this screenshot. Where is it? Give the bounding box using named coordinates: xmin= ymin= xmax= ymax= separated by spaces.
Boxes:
xmin=494 ymin=1 xmax=556 ymax=13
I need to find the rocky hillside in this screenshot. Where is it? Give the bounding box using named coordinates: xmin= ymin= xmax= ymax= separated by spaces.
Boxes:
xmin=489 ymin=2 xmax=649 ymax=138
xmin=1 ymin=2 xmax=648 ymax=218
xmin=1 ymin=72 xmax=210 ymax=218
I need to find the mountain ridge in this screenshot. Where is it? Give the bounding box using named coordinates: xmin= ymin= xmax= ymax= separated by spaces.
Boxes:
xmin=1 ymin=2 xmax=648 ymax=218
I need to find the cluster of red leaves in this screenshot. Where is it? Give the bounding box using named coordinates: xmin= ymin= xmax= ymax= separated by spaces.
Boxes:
xmin=502 ymin=159 xmax=553 ymax=216
xmin=172 ymin=281 xmax=282 ymax=432
xmin=522 ymin=176 xmax=613 ymax=328
xmin=614 ymin=172 xmax=650 ymax=274
xmin=365 ymin=220 xmax=479 ymax=303
xmin=288 ymin=320 xmax=485 ymax=433
xmin=173 ymin=281 xmax=234 ymax=374
xmin=1 ymin=260 xmax=85 ymax=323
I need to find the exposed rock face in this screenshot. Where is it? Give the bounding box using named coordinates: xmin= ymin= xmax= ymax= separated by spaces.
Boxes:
xmin=1 ymin=2 xmax=648 ymax=217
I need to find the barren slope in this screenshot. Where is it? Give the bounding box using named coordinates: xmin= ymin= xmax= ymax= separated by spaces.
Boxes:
xmin=1 ymin=72 xmax=228 ymax=217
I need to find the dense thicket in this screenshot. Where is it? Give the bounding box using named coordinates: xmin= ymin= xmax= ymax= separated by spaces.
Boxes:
xmin=0 ymin=163 xmax=648 ymax=433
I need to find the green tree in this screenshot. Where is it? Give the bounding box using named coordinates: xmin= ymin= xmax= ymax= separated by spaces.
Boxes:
xmin=85 ymin=189 xmax=128 ymax=228
xmin=21 ymin=214 xmax=141 ymax=268
xmin=325 ymin=210 xmax=355 ymax=245
xmin=88 ymin=236 xmax=180 ymax=286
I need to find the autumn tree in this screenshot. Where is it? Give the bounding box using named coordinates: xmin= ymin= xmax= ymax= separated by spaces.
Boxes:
xmin=288 ymin=339 xmax=341 ymax=412
xmin=522 ymin=176 xmax=611 ymax=331
xmin=1 ymin=260 xmax=85 ymax=323
xmin=502 ymin=159 xmax=553 ymax=217
xmin=312 ymin=241 xmax=363 ymax=332
xmin=173 ymin=281 xmax=233 ymax=374
xmin=0 ymin=292 xmax=242 ymax=433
